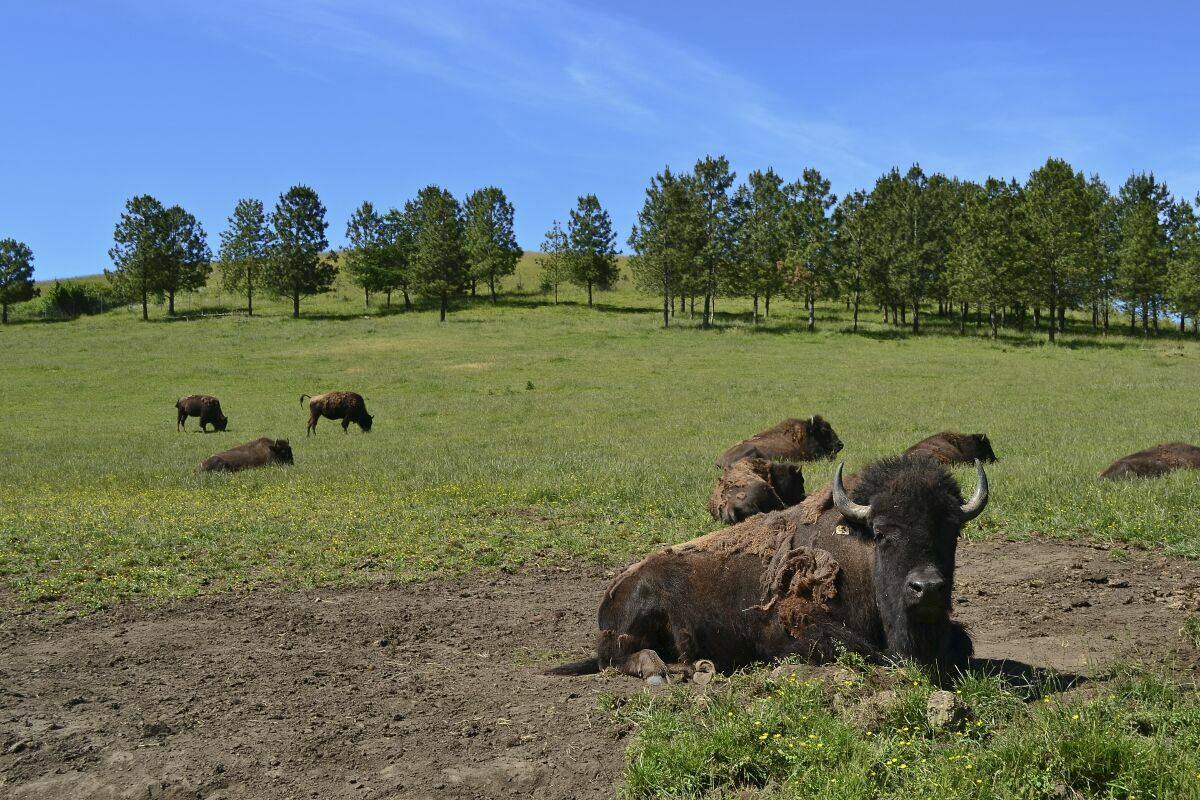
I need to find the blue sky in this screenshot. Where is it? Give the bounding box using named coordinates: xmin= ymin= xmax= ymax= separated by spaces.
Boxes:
xmin=5 ymin=0 xmax=1200 ymax=280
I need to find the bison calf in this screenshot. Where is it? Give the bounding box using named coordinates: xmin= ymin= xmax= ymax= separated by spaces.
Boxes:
xmin=904 ymin=431 xmax=997 ymax=465
xmin=1100 ymin=442 xmax=1200 ymax=479
xmin=717 ymin=415 xmax=844 ymax=468
xmin=176 ymin=395 xmax=228 ymax=433
xmin=301 ymin=392 xmax=374 ymax=435
xmin=199 ymin=438 xmax=294 ymax=473
xmin=708 ymin=458 xmax=805 ymax=524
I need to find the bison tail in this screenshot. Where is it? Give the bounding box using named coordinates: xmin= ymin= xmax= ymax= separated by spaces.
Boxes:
xmin=544 ymin=657 xmax=601 ymax=676
xmin=299 ymin=394 xmax=311 ymax=406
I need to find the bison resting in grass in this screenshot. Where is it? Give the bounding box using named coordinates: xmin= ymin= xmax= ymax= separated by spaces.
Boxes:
xmin=301 ymin=392 xmax=373 ymax=435
xmin=904 ymin=431 xmax=997 ymax=465
xmin=1100 ymin=442 xmax=1200 ymax=479
xmin=199 ymin=438 xmax=294 ymax=473
xmin=708 ymin=458 xmax=806 ymax=524
xmin=717 ymin=416 xmax=843 ymax=468
xmin=176 ymin=395 xmax=228 ymax=432
xmin=550 ymin=456 xmax=987 ymax=684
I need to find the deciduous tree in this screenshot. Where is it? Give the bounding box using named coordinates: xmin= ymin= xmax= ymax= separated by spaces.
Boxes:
xmin=0 ymin=238 xmax=37 ymax=323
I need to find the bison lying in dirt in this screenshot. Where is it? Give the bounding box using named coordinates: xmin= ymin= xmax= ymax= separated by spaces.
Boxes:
xmin=717 ymin=415 xmax=844 ymax=468
xmin=176 ymin=395 xmax=228 ymax=432
xmin=707 ymin=458 xmax=805 ymax=524
xmin=1100 ymin=442 xmax=1200 ymax=479
xmin=550 ymin=456 xmax=987 ymax=683
xmin=199 ymin=438 xmax=294 ymax=473
xmin=904 ymin=431 xmax=997 ymax=465
xmin=301 ymin=392 xmax=374 ymax=435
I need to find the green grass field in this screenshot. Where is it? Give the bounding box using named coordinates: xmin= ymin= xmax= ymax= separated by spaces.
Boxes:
xmin=5 ymin=257 xmax=1200 ymax=798
xmin=3 ymin=256 xmax=1200 ymax=611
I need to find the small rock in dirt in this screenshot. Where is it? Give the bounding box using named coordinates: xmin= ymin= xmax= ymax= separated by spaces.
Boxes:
xmin=1070 ymin=598 xmax=1091 ymax=608
xmin=140 ymin=721 xmax=174 ymax=738
xmin=1108 ymin=579 xmax=1130 ymax=588
xmin=845 ymin=690 xmax=897 ymax=731
xmin=926 ymin=690 xmax=972 ymax=732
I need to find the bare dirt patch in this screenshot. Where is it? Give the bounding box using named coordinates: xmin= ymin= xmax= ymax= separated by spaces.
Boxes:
xmin=3 ymin=538 xmax=1199 ymax=799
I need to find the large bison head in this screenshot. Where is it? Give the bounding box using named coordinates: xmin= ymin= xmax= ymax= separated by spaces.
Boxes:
xmin=805 ymin=415 xmax=844 ymax=458
xmin=214 ymin=412 xmax=229 ymax=432
xmin=832 ymin=456 xmax=987 ymax=668
xmin=963 ymin=433 xmax=996 ymax=463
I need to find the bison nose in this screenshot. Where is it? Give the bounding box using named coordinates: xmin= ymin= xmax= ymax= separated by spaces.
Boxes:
xmin=906 ymin=574 xmax=946 ymax=603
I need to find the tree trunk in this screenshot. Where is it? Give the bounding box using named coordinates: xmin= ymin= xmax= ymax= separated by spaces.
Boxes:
xmin=702 ymin=292 xmax=711 ymax=329
xmin=1130 ymin=303 xmax=1136 ymax=332
xmin=587 ymin=281 xmax=593 ymax=307
xmin=1181 ymin=314 xmax=1187 ymax=334
xmin=247 ymin=279 xmax=253 ymax=317
xmin=168 ymin=290 xmax=176 ymax=316
xmin=365 ymin=288 xmax=370 ymax=308
xmin=852 ymin=292 xmax=860 ymax=333
xmin=900 ymin=304 xmax=906 ymax=325
xmin=765 ymin=291 xmax=771 ymax=319
xmin=1102 ymin=302 xmax=1108 ymax=334
xmin=403 ymin=289 xmax=411 ymax=310
xmin=959 ymin=302 xmax=966 ymax=334
xmin=470 ymin=280 xmax=476 ymax=297
xmin=1058 ymin=304 xmax=1066 ymax=334
xmin=1 ymin=303 xmax=7 ymax=324
xmin=989 ymin=304 xmax=997 ymax=338
xmin=662 ymin=279 xmax=670 ymax=329
xmin=489 ymin=278 xmax=497 ymax=304
xmin=1142 ymin=301 xmax=1149 ymax=334
xmin=1034 ymin=306 xmax=1041 ymax=329
xmin=1048 ymin=298 xmax=1057 ymax=343
xmin=1152 ymin=298 xmax=1159 ymax=332
xmin=293 ymin=292 xmax=300 ymax=319
xmin=386 ymin=289 xmax=392 ymax=307
xmin=1091 ymin=303 xmax=1098 ymax=329
xmin=911 ymin=299 xmax=919 ymax=334
xmin=440 ymin=291 xmax=447 ymax=321
xmin=554 ymin=283 xmax=558 ymax=305
xmin=806 ymin=291 xmax=815 ymax=332
xmin=975 ymin=304 xmax=981 ymax=327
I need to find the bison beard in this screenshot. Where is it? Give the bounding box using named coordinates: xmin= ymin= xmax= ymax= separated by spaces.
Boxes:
xmin=549 ymin=456 xmax=986 ymax=683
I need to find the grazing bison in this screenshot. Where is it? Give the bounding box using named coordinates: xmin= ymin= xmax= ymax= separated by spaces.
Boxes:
xmin=904 ymin=431 xmax=997 ymax=465
xmin=717 ymin=416 xmax=844 ymax=468
xmin=175 ymin=395 xmax=228 ymax=432
xmin=301 ymin=392 xmax=374 ymax=435
xmin=1100 ymin=442 xmax=1200 ymax=479
xmin=198 ymin=437 xmax=293 ymax=473
xmin=708 ymin=458 xmax=806 ymax=524
xmin=549 ymin=456 xmax=987 ymax=683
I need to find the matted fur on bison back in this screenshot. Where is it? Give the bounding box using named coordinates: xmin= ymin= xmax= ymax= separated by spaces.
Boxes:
xmin=717 ymin=416 xmax=843 ymax=468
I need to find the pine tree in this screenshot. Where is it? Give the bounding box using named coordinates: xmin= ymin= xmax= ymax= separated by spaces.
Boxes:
xmin=1115 ymin=173 xmax=1171 ymax=333
xmin=831 ymin=191 xmax=869 ymax=332
xmin=0 ymin=238 xmax=37 ymax=323
xmin=629 ymin=167 xmax=701 ymax=327
xmin=691 ymin=156 xmax=736 ymax=328
xmin=464 ymin=187 xmax=522 ymax=303
xmin=1166 ymin=198 xmax=1200 ymax=333
xmin=218 ymin=198 xmax=271 ymax=316
xmin=409 ymin=185 xmax=467 ymax=321
xmin=538 ymin=220 xmax=569 ymax=305
xmin=731 ymin=169 xmax=789 ymax=324
xmin=106 ymin=195 xmax=167 ymax=321
xmin=566 ymin=194 xmax=618 ymax=307
xmin=344 ymin=201 xmax=386 ymax=307
xmin=784 ymin=168 xmax=837 ymax=331
xmin=380 ymin=205 xmax=417 ymax=308
xmin=265 ymin=185 xmax=334 ymax=319
xmin=157 ymin=205 xmax=211 ymax=316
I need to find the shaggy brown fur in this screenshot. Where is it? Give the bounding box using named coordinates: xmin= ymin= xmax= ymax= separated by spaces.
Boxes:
xmin=904 ymin=432 xmax=997 ymax=465
xmin=1100 ymin=442 xmax=1200 ymax=479
xmin=301 ymin=392 xmax=374 ymax=435
xmin=717 ymin=416 xmax=843 ymax=468
xmin=707 ymin=458 xmax=805 ymax=524
xmin=176 ymin=395 xmax=228 ymax=433
xmin=198 ymin=438 xmax=293 ymax=473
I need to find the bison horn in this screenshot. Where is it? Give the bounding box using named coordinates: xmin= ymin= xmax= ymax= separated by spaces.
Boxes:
xmin=960 ymin=460 xmax=989 ymax=521
xmin=831 ymin=462 xmax=871 ymax=523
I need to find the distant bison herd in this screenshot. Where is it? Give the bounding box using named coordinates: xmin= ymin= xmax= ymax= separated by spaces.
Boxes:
xmin=176 ymin=391 xmax=372 ymax=473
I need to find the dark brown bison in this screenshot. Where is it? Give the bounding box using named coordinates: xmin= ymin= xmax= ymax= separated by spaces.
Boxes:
xmin=176 ymin=395 xmax=228 ymax=432
xmin=198 ymin=437 xmax=294 ymax=473
xmin=904 ymin=431 xmax=997 ymax=465
xmin=708 ymin=458 xmax=805 ymax=524
xmin=549 ymin=456 xmax=987 ymax=683
xmin=301 ymin=392 xmax=374 ymax=435
xmin=717 ymin=416 xmax=844 ymax=468
xmin=1100 ymin=442 xmax=1200 ymax=479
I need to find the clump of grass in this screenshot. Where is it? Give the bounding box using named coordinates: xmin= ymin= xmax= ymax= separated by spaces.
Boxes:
xmin=1182 ymin=616 xmax=1200 ymax=650
xmin=607 ymin=661 xmax=1200 ymax=799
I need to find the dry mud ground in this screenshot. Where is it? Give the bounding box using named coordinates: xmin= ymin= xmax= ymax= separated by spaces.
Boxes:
xmin=3 ymin=538 xmax=1200 ymax=800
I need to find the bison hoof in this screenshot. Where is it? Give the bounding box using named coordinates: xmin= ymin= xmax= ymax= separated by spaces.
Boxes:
xmin=629 ymin=648 xmax=670 ymax=684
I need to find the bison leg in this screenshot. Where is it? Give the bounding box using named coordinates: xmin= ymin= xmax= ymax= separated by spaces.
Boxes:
xmin=342 ymin=418 xmax=350 ymax=433
xmin=307 ymin=415 xmax=318 ymax=436
xmin=177 ymin=412 xmax=186 ymax=431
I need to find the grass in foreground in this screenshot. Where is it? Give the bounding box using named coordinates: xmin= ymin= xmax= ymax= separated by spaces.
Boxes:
xmin=607 ymin=658 xmax=1200 ymax=799
xmin=2 ymin=258 xmax=1200 ymax=611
